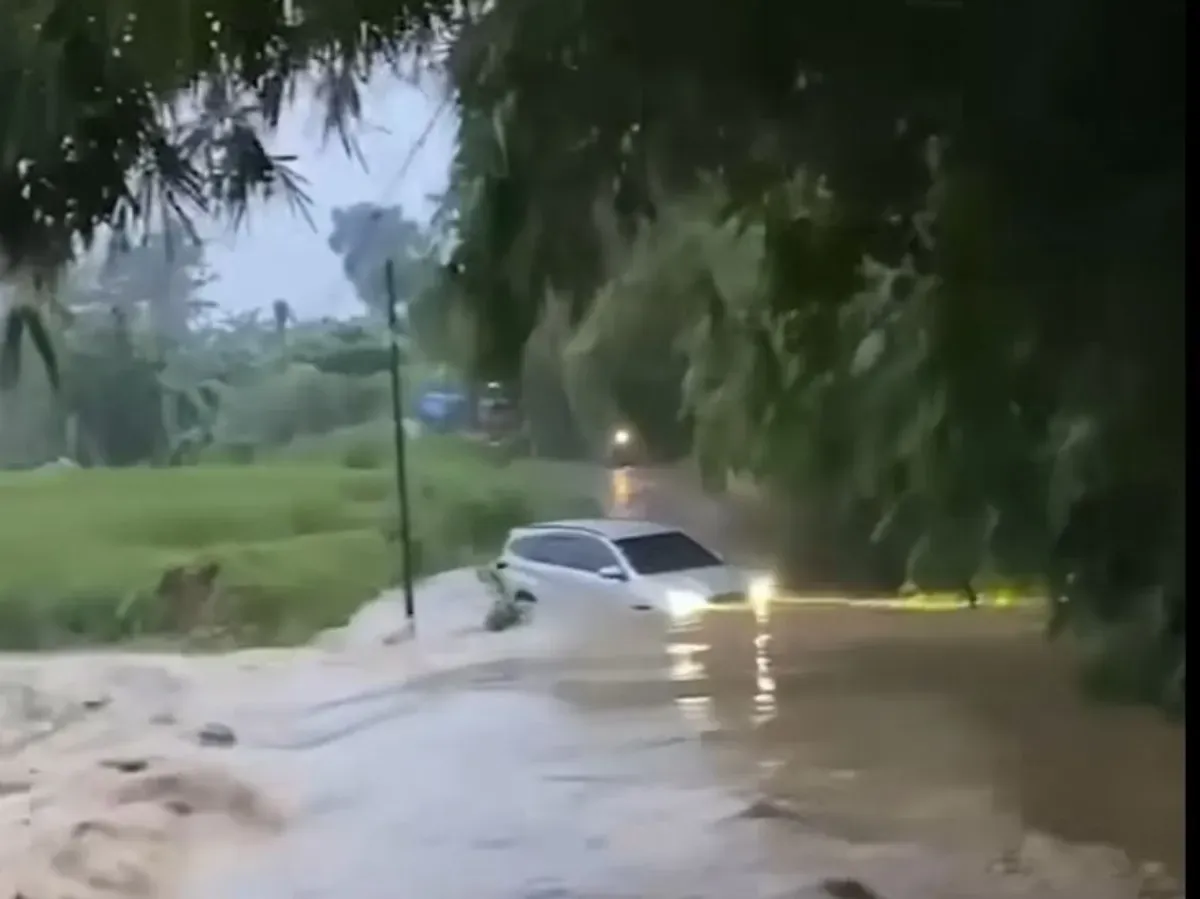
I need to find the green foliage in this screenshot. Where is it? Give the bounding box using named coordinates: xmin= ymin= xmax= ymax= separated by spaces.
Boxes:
xmin=61 ymin=309 xmax=166 ymax=465
xmin=0 ymin=0 xmax=456 ymax=273
xmin=0 ymin=280 xmax=428 ymax=469
xmin=209 ymin=364 xmax=390 ymax=447
xmin=0 ymin=0 xmax=1183 ymax=716
xmin=561 ymin=180 xmax=1184 ymax=709
xmin=440 ymin=0 xmax=1184 ymax=712
xmin=0 ymin=435 xmax=597 ymax=648
xmin=72 ymin=232 xmax=218 ymax=347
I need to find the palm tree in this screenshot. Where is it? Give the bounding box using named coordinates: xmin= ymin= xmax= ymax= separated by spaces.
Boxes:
xmin=271 ymin=298 xmax=295 ymax=355
xmin=0 ymin=0 xmax=461 ymax=380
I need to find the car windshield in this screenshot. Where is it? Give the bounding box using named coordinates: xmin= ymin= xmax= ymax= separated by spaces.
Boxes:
xmin=614 ymin=531 xmax=722 ymax=575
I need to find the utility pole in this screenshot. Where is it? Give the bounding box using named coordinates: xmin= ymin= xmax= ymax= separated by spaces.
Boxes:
xmin=385 ymin=260 xmax=416 ymax=622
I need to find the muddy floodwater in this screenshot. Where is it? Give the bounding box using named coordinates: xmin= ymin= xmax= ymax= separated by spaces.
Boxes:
xmin=669 ymin=606 xmax=1183 ymax=876
xmin=542 ymin=602 xmax=1185 ymax=891
xmin=2 ymin=470 xmax=1183 ymax=898
xmin=599 ymin=466 xmax=1186 ymax=887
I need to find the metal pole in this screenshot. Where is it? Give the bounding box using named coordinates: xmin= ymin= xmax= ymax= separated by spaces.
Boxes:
xmin=385 ymin=260 xmax=416 ymax=621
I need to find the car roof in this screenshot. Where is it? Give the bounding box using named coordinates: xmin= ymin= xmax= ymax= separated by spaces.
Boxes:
xmin=511 ymin=518 xmax=681 ymax=541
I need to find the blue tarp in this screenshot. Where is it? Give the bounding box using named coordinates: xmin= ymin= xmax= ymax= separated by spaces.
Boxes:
xmin=416 ymin=385 xmax=469 ymax=431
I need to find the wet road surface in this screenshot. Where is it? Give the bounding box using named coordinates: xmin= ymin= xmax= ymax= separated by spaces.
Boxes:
xmin=183 ymin=572 xmax=825 ymax=899
xmin=668 ymin=607 xmax=1184 ymax=877
xmin=185 ymin=467 xmax=1182 ymax=898
xmin=608 ymin=466 xmax=1185 ymax=884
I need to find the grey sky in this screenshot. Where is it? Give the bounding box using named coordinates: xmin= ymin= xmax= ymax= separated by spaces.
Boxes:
xmin=202 ymin=74 xmax=455 ymax=319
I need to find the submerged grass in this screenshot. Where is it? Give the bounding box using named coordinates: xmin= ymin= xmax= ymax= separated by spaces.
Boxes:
xmin=0 ymin=435 xmax=599 ymax=649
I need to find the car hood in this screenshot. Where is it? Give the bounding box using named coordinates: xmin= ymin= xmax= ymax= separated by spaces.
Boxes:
xmin=640 ymin=566 xmax=750 ymax=599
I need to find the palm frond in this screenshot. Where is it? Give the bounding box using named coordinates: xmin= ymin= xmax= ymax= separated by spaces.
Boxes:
xmin=0 ymin=0 xmax=459 ymax=277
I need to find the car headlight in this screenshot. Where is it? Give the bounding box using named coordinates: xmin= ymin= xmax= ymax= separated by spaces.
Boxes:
xmin=748 ymin=574 xmax=776 ymax=604
xmin=611 ymin=428 xmax=631 ymax=447
xmin=665 ymin=589 xmax=707 ymax=618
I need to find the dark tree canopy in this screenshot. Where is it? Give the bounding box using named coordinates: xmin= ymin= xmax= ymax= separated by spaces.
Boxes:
xmin=0 ymin=0 xmax=1186 ymax=711
xmin=0 ymin=0 xmax=455 ymax=274
xmin=439 ymin=0 xmax=1184 ymax=708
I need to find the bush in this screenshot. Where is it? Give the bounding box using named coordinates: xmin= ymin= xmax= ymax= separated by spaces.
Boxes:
xmin=210 ymin=365 xmax=390 ymax=447
xmin=0 ymin=438 xmax=600 ymax=649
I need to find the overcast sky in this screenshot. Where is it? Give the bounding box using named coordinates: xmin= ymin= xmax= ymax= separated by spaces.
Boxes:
xmin=201 ymin=73 xmax=455 ymax=319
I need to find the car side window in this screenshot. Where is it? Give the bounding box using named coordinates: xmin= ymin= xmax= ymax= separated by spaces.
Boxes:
xmin=557 ymin=535 xmax=621 ymax=573
xmin=512 ymin=532 xmax=621 ymax=574
xmin=508 ymin=535 xmax=550 ymax=562
xmin=527 ymin=535 xmax=576 ymax=568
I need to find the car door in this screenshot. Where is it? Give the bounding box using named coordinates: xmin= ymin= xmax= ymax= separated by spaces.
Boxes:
xmin=501 ymin=533 xmax=572 ymax=598
xmin=553 ymin=534 xmax=632 ymax=606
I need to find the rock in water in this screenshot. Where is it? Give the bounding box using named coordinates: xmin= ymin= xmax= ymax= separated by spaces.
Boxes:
xmin=819 ymin=878 xmax=884 ymax=899
xmin=196 ymin=722 xmax=237 ymax=747
xmin=484 ymin=596 xmax=525 ymax=632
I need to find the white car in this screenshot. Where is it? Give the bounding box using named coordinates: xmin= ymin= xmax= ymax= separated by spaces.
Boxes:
xmin=493 ymin=518 xmax=776 ymax=618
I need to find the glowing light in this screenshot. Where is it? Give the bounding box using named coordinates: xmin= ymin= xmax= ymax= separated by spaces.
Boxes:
xmin=666 ymin=589 xmax=707 ymax=619
xmin=748 ymin=574 xmax=776 ymax=604
xmin=753 ymin=631 xmax=777 ymax=726
xmin=612 ymin=428 xmax=631 ymax=447
xmin=747 ymin=575 xmax=776 ymax=621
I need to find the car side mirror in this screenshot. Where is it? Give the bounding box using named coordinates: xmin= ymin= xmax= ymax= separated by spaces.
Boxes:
xmin=597 ymin=564 xmax=627 ymax=582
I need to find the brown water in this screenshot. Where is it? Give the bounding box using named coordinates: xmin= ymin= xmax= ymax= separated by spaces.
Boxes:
xmin=666 ymin=604 xmax=1185 ymax=882
xmin=177 ymin=466 xmax=1180 ymax=897
xmin=157 ymin=563 xmax=1183 ymax=899
xmin=603 ymin=466 xmax=1185 ymax=886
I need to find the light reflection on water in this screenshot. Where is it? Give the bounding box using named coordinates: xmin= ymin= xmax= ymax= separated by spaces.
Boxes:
xmin=599 ymin=468 xmax=1184 ymax=893
xmin=752 ymin=630 xmax=776 ymax=728
xmin=666 ymin=641 xmax=708 ymax=684
xmin=666 ymin=639 xmax=716 ymax=734
xmin=666 ymin=617 xmax=778 ymax=740
xmin=675 ymin=604 xmax=1185 ymax=883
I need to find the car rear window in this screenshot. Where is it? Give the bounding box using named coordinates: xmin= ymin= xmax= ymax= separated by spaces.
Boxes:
xmin=614 ymin=531 xmax=721 ymax=575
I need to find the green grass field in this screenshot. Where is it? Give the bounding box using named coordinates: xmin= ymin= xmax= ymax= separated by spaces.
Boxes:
xmin=0 ymin=433 xmax=599 ymax=649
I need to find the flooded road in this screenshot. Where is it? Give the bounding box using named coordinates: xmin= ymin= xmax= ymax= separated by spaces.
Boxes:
xmin=181 ymin=565 xmax=1181 ymax=899
xmin=53 ymin=463 xmax=1172 ymax=899
xmin=604 ymin=466 xmax=1185 ymax=886
xmin=2 ymin=467 xmax=1181 ymax=897
xmin=666 ymin=606 xmax=1184 ymax=877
